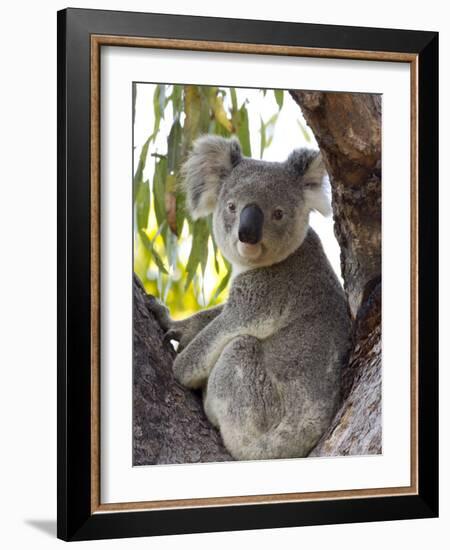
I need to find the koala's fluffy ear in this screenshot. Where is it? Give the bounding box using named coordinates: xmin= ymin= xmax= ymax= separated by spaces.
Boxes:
xmin=286 ymin=148 xmax=332 ymax=217
xmin=181 ymin=135 xmax=242 ymax=220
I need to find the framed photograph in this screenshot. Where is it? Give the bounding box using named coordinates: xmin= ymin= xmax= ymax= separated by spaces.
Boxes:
xmin=57 ymin=8 xmax=438 ymax=541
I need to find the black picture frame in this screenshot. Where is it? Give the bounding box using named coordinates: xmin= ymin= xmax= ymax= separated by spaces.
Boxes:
xmin=57 ymin=7 xmax=438 ymax=542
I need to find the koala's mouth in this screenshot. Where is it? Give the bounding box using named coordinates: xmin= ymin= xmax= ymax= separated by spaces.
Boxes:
xmin=237 ymin=241 xmax=263 ymax=261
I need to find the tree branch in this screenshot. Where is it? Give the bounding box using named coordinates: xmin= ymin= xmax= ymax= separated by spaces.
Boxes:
xmin=133 ymin=275 xmax=233 ymax=465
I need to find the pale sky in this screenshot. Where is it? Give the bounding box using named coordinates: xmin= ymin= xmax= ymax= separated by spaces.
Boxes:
xmin=134 ymin=84 xmax=342 ymax=284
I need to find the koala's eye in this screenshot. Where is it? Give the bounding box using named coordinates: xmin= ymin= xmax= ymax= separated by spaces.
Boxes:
xmin=227 ymin=201 xmax=236 ymax=213
xmin=272 ymin=208 xmax=284 ymax=221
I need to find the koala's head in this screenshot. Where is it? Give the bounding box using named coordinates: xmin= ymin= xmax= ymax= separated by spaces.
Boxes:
xmin=181 ymin=135 xmax=331 ymax=272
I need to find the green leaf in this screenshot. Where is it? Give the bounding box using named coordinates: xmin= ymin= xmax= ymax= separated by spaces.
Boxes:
xmin=149 ymin=86 xmax=162 ymax=142
xmin=153 ymin=156 xmax=167 ymax=229
xmin=175 ymin=187 xmax=186 ymax=237
xmin=133 ymin=136 xmax=151 ymax=201
xmin=211 ymin=267 xmax=232 ymax=303
xmin=214 ymin=119 xmax=231 ymax=138
xmin=198 ymin=86 xmax=214 ymax=134
xmin=158 ymin=84 xmax=166 ymax=117
xmin=170 ymin=85 xmax=183 ymax=116
xmin=207 ymin=216 xmax=220 ymax=274
xmin=297 ymin=119 xmax=312 ymax=144
xmin=230 ymin=87 xmax=238 ymax=112
xmin=265 ymin=113 xmax=279 ymax=149
xmin=167 ymin=119 xmax=182 ymax=174
xmin=237 ymin=104 xmax=251 ymax=157
xmin=135 ymin=179 xmax=150 ymax=230
xmin=213 ymin=94 xmax=232 ymax=133
xmin=259 ymin=116 xmax=266 ymax=159
xmin=139 ymin=230 xmax=168 ymax=274
xmin=184 ymin=219 xmax=210 ymax=290
xmin=165 ymin=173 xmax=178 ymax=235
xmin=260 ymin=113 xmax=279 ymax=158
xmin=206 ymin=86 xmax=219 ymax=110
xmin=165 ymin=226 xmax=178 ymax=270
xmin=274 ymin=89 xmax=284 ymax=110
xmin=183 ymin=85 xmax=202 ymax=150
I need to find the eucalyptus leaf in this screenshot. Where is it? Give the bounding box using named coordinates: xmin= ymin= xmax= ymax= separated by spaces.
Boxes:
xmin=265 ymin=113 xmax=279 ymax=149
xmin=297 ymin=119 xmax=312 ymax=143
xmin=274 ymin=89 xmax=284 ymax=110
xmin=211 ymin=267 xmax=232 ymax=304
xmin=175 ymin=187 xmax=186 ymax=237
xmin=260 ymin=113 xmax=279 ymax=157
xmin=259 ymin=116 xmax=266 ymax=159
xmin=149 ymin=86 xmax=162 ymax=142
xmin=158 ymin=84 xmax=166 ymax=117
xmin=139 ymin=230 xmax=168 ymax=274
xmin=185 ymin=219 xmax=210 ymax=290
xmin=230 ymin=87 xmax=238 ymax=112
xmin=184 ymin=85 xmax=202 ymax=150
xmin=135 ymin=179 xmax=150 ymax=230
xmin=170 ymin=85 xmax=183 ymax=117
xmin=237 ymin=104 xmax=251 ymax=157
xmin=153 ymin=156 xmax=167 ymax=229
xmin=133 ymin=136 xmax=151 ymax=201
xmin=198 ymin=87 xmax=213 ymax=134
xmin=165 ymin=174 xmax=177 ymax=235
xmin=213 ymin=94 xmax=232 ymax=133
xmin=167 ymin=119 xmax=182 ymax=174
xmin=207 ymin=216 xmax=220 ymax=274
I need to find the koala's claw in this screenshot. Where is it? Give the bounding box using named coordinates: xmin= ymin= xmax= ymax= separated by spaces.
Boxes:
xmin=163 ymin=329 xmax=181 ymax=344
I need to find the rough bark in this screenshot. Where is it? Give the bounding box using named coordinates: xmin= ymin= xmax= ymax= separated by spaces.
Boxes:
xmin=133 ymin=91 xmax=382 ymax=463
xmin=133 ymin=275 xmax=232 ymax=465
xmin=290 ymin=90 xmax=382 ymax=456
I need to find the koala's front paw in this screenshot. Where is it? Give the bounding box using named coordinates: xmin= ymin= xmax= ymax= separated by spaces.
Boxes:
xmin=166 ymin=320 xmax=198 ymax=353
xmin=173 ymin=347 xmax=207 ymax=389
xmin=147 ymin=297 xmax=171 ymax=331
xmin=172 ymin=353 xmax=192 ymax=387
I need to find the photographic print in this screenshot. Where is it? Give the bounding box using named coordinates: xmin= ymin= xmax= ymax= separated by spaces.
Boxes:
xmin=132 ymin=84 xmax=381 ymax=466
xmin=58 ymin=9 xmax=438 ymax=540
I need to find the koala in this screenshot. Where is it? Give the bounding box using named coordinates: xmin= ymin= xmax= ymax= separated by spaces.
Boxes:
xmin=151 ymin=135 xmax=351 ymax=461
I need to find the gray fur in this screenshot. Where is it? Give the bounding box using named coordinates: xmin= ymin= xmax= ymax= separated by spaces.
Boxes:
xmin=152 ymin=136 xmax=351 ymax=461
xmin=181 ymin=135 xmax=242 ymax=220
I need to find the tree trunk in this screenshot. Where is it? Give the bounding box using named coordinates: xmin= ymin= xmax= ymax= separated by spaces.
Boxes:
xmin=290 ymin=90 xmax=382 ymax=456
xmin=133 ymin=91 xmax=382 ymax=463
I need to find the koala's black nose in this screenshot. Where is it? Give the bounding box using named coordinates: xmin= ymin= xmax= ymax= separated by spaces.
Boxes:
xmin=238 ymin=204 xmax=264 ymax=244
